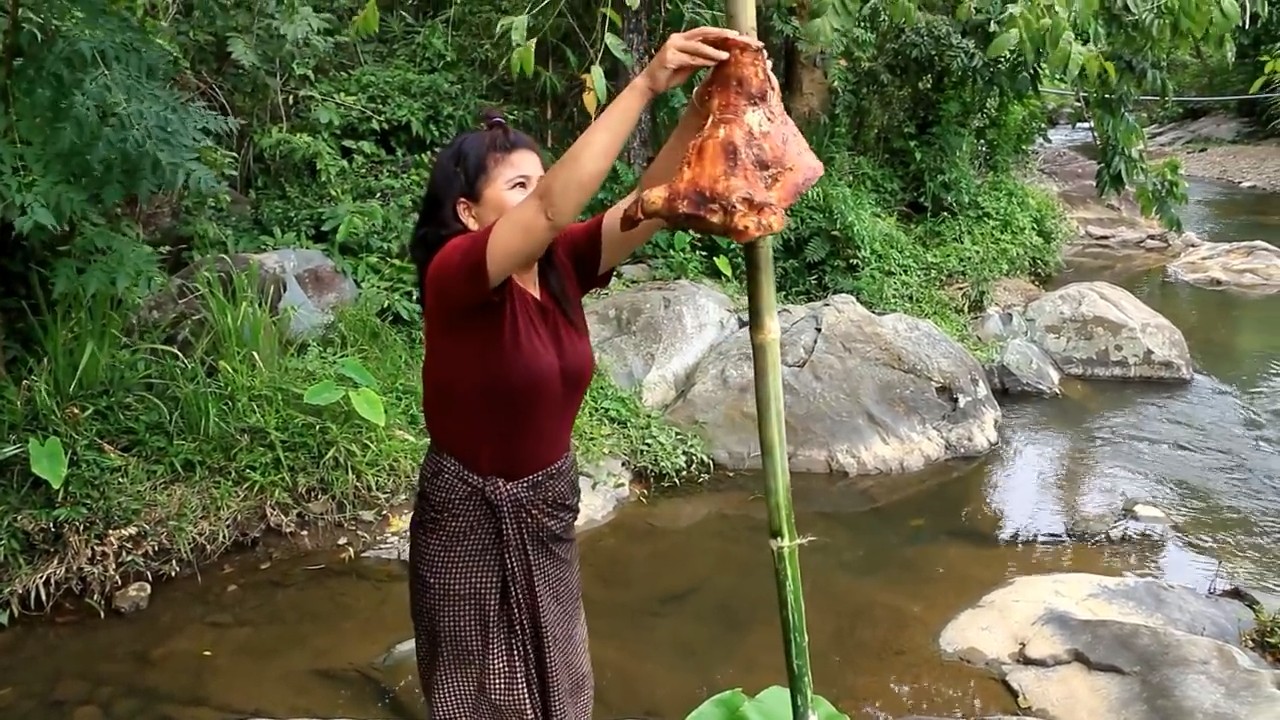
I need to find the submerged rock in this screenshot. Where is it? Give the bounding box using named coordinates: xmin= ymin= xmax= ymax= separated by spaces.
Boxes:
xmin=1166 ymin=241 xmax=1280 ymax=293
xmin=665 ymin=294 xmax=1000 ymax=475
xmin=1022 ymin=281 xmax=1193 ymax=381
xmin=939 ymin=573 xmax=1280 ymax=720
xmin=111 ymin=581 xmax=152 ymax=614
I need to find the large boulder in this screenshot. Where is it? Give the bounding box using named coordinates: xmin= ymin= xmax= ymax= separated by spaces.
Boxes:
xmin=1166 ymin=241 xmax=1280 ymax=294
xmin=665 ymin=294 xmax=1001 ymax=475
xmin=1022 ymin=281 xmax=1193 ymax=381
xmin=939 ymin=573 xmax=1279 ymax=720
xmin=586 ymin=280 xmax=740 ymax=409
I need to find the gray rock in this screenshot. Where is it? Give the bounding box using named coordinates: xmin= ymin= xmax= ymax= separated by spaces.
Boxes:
xmin=576 ymin=456 xmax=633 ymax=531
xmin=1166 ymin=241 xmax=1280 ymax=294
xmin=992 ymin=338 xmax=1062 ymax=397
xmin=1147 ymin=114 xmax=1254 ymax=147
xmin=665 ymin=294 xmax=1000 ymax=475
xmin=1121 ymin=498 xmax=1173 ymax=525
xmin=973 ymin=309 xmax=1028 ymax=345
xmin=1022 ymin=281 xmax=1193 ymax=381
xmin=939 ymin=573 xmax=1279 ymax=720
xmin=900 ymin=716 xmax=1030 ymax=720
xmin=586 ymin=280 xmax=740 ymax=409
xmin=616 ymin=262 xmax=655 ymax=282
xmin=135 ymin=248 xmax=358 ymax=344
xmin=111 ymin=581 xmax=152 ymax=614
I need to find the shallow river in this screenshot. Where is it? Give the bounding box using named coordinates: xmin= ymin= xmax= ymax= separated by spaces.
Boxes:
xmin=1 ymin=160 xmax=1278 ymax=720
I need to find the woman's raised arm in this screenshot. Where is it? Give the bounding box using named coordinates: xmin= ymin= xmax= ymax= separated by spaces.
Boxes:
xmin=481 ymin=26 xmax=747 ymax=288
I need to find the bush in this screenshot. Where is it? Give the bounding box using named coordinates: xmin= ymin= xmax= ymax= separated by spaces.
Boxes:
xmin=0 ymin=276 xmax=426 ymax=612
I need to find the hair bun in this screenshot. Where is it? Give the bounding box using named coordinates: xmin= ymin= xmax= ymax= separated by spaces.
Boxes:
xmin=479 ymin=108 xmax=508 ymax=131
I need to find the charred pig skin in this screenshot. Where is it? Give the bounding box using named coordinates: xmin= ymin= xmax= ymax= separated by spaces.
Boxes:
xmin=620 ymin=36 xmax=825 ymax=242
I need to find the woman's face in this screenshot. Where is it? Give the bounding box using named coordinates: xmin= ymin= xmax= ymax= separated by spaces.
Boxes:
xmin=456 ymin=149 xmax=545 ymax=232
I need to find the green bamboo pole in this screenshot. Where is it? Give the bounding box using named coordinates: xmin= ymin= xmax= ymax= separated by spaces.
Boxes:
xmin=723 ymin=2 xmax=817 ymax=718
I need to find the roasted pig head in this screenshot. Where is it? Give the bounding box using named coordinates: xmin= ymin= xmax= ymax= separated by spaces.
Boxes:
xmin=620 ymin=36 xmax=825 ymax=242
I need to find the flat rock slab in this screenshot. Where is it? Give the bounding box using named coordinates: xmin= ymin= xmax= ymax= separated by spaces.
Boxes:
xmin=939 ymin=572 xmax=1280 ymax=720
xmin=1166 ymin=240 xmax=1280 ymax=293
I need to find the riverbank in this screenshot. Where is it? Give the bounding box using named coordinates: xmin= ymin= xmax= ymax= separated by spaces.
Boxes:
xmin=1165 ymin=140 xmax=1280 ymax=192
xmin=1146 ymin=113 xmax=1280 ymax=191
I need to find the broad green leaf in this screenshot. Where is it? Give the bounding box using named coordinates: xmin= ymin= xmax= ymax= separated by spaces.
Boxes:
xmin=348 ymin=388 xmax=387 ymax=426
xmin=350 ymin=0 xmax=380 ymax=39
xmin=590 ymin=63 xmax=609 ymax=106
xmin=955 ymin=1 xmax=973 ymax=21
xmin=337 ymin=357 xmax=378 ymax=388
xmin=713 ymin=254 xmax=733 ymax=280
xmin=604 ymin=32 xmax=632 ymax=66
xmin=601 ymin=8 xmax=623 ymax=26
xmin=1048 ymin=32 xmax=1072 ymax=74
xmin=1065 ymin=43 xmax=1086 ymax=80
xmin=509 ymin=40 xmax=536 ymax=78
xmin=813 ymin=694 xmax=851 ymax=719
xmin=303 ymin=380 xmax=344 ymax=406
xmin=985 ymin=28 xmax=1020 ymax=58
xmin=26 ymin=204 xmax=58 ymax=230
xmin=510 ymin=13 xmax=528 ymax=46
xmin=1249 ymin=76 xmax=1267 ymax=95
xmin=685 ymin=688 xmax=750 ymax=719
xmin=625 ymin=0 xmax=640 ymax=9
xmin=740 ymin=685 xmax=792 ymax=718
xmin=28 ymin=436 xmax=68 ymax=490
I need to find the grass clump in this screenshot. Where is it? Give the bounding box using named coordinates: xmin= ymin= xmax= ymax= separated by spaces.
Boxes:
xmin=1 ymin=276 xmax=426 ymax=614
xmin=577 ymin=366 xmax=712 ymax=488
xmin=1244 ymin=607 xmax=1280 ymax=665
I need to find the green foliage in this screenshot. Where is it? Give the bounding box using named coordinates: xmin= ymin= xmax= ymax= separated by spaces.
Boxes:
xmin=0 ymin=276 xmax=427 ymax=612
xmin=1243 ymin=606 xmax=1280 ymax=665
xmin=578 ymin=365 xmax=713 ymax=486
xmin=685 ymin=686 xmax=849 ymax=719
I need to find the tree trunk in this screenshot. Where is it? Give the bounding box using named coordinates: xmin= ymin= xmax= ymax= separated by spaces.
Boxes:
xmin=784 ymin=45 xmax=830 ymax=124
xmin=621 ymin=0 xmax=654 ymax=170
xmin=780 ymin=0 xmax=830 ymax=125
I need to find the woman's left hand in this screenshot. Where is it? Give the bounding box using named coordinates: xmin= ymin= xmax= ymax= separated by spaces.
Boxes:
xmin=639 ymin=27 xmax=761 ymax=97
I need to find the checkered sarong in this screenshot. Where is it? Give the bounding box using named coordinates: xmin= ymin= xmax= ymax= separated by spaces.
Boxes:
xmin=408 ymin=448 xmax=592 ymax=719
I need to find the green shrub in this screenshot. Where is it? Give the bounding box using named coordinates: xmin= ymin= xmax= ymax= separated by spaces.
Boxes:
xmin=0 ymin=277 xmax=426 ymax=612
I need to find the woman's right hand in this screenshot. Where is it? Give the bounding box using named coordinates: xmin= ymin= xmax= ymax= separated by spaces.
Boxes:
xmin=638 ymin=27 xmax=759 ymax=97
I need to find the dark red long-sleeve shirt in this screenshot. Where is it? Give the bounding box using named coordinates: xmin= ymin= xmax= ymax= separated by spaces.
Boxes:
xmin=421 ymin=214 xmax=612 ymax=480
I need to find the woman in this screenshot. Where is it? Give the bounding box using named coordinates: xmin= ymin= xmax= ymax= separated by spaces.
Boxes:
xmin=407 ymin=25 xmax=758 ymax=720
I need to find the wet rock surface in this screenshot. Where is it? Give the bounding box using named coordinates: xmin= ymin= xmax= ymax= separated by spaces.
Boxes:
xmin=1166 ymin=240 xmax=1280 ymax=293
xmin=939 ymin=573 xmax=1280 ymax=720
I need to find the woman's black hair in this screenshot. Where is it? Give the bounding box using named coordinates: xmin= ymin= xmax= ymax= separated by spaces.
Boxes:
xmin=410 ymin=109 xmax=581 ymax=330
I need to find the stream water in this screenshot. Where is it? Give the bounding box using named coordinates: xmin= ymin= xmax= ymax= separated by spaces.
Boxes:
xmin=1 ymin=144 xmax=1279 ymax=720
